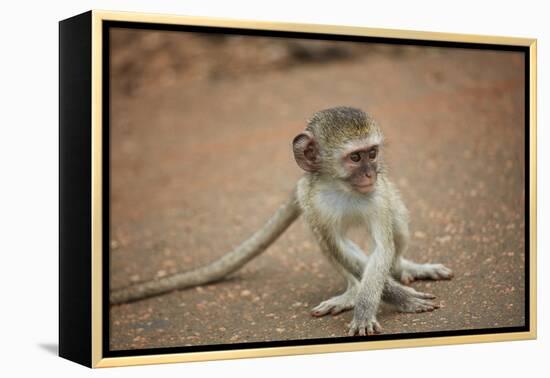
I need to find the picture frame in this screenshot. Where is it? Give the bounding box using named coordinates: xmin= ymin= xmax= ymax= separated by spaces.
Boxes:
xmin=59 ymin=10 xmax=537 ymax=368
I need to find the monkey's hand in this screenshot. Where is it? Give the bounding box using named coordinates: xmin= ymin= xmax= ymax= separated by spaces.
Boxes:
xmin=348 ymin=312 xmax=382 ymax=336
xmin=348 ymin=297 xmax=382 ymax=336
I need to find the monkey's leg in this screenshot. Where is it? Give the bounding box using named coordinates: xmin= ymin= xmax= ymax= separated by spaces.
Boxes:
xmin=391 ymin=218 xmax=453 ymax=284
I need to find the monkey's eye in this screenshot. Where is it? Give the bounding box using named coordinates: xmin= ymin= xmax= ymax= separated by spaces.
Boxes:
xmin=350 ymin=152 xmax=361 ymax=162
xmin=368 ymin=149 xmax=377 ymax=160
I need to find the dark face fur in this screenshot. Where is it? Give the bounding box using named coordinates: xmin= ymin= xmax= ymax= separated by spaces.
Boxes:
xmin=342 ymin=145 xmax=379 ymax=193
xmin=293 ymin=107 xmax=383 ymax=194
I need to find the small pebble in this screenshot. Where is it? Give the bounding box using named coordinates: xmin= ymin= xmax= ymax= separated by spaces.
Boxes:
xmin=414 ymin=231 xmax=427 ymax=239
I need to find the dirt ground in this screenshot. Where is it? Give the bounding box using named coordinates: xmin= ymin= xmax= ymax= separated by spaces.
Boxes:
xmin=108 ymin=29 xmax=526 ymax=351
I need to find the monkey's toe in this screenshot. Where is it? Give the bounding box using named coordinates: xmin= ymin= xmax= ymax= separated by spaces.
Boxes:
xmin=311 ymin=302 xmax=342 ymax=317
xmin=427 ymin=264 xmax=453 ymax=280
xmin=437 ymin=265 xmax=454 ymax=279
xmin=402 ymin=263 xmax=453 ymax=282
xmin=312 ymin=293 xmax=355 ymax=317
xmin=400 ymin=272 xmax=415 ymax=285
xmin=311 ymin=306 xmax=331 ymax=317
xmin=400 ymin=283 xmax=436 ymax=299
xmin=396 ymin=297 xmax=440 ymax=313
xmin=311 ymin=311 xmax=326 ymax=317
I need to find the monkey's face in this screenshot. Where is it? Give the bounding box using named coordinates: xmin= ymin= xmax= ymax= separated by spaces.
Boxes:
xmin=342 ymin=145 xmax=379 ymax=193
xmin=293 ymin=129 xmax=382 ymax=194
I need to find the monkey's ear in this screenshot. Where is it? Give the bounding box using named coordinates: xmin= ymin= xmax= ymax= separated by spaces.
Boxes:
xmin=292 ymin=131 xmax=320 ymax=172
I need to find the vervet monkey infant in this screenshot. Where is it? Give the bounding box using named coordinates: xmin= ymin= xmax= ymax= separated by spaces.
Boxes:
xmin=111 ymin=107 xmax=452 ymax=336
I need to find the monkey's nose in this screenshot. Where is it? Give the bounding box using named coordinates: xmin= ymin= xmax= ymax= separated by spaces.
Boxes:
xmin=365 ymin=171 xmax=372 ymax=178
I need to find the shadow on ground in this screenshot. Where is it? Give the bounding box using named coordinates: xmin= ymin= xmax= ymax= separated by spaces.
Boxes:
xmin=38 ymin=343 xmax=58 ymax=356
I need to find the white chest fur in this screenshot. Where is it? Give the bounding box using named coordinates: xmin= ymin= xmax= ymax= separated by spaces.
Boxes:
xmin=314 ymin=185 xmax=375 ymax=232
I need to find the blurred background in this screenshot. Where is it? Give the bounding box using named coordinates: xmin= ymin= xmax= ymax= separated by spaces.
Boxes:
xmin=109 ymin=27 xmax=525 ymax=351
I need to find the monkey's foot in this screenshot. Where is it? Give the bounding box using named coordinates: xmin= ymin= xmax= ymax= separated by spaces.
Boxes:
xmin=385 ymin=284 xmax=439 ymax=313
xmin=311 ymin=291 xmax=356 ymax=317
xmin=400 ymin=262 xmax=453 ymax=285
xmin=394 ymin=293 xmax=439 ymax=313
xmin=348 ymin=316 xmax=382 ymax=336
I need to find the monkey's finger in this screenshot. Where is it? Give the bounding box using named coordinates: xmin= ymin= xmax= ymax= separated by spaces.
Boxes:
xmin=365 ymin=320 xmax=382 ymax=335
xmin=347 ymin=325 xmax=358 ymax=336
xmin=348 ymin=321 xmax=365 ymax=336
xmin=414 ymin=291 xmax=436 ymax=299
xmin=366 ymin=324 xmax=374 ymax=335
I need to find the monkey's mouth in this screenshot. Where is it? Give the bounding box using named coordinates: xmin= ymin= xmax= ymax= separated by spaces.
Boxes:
xmin=353 ymin=182 xmax=375 ymax=193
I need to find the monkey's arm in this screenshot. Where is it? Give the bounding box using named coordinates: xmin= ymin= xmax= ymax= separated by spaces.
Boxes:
xmin=311 ymin=237 xmax=438 ymax=317
xmin=110 ymin=191 xmax=301 ymax=304
xmin=348 ymin=219 xmax=395 ymax=336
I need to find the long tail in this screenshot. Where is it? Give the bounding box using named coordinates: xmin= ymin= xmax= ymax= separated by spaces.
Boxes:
xmin=110 ymin=190 xmax=302 ymax=304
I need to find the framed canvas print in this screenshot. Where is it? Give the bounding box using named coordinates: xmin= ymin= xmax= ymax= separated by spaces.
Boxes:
xmin=59 ymin=10 xmax=537 ymax=368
